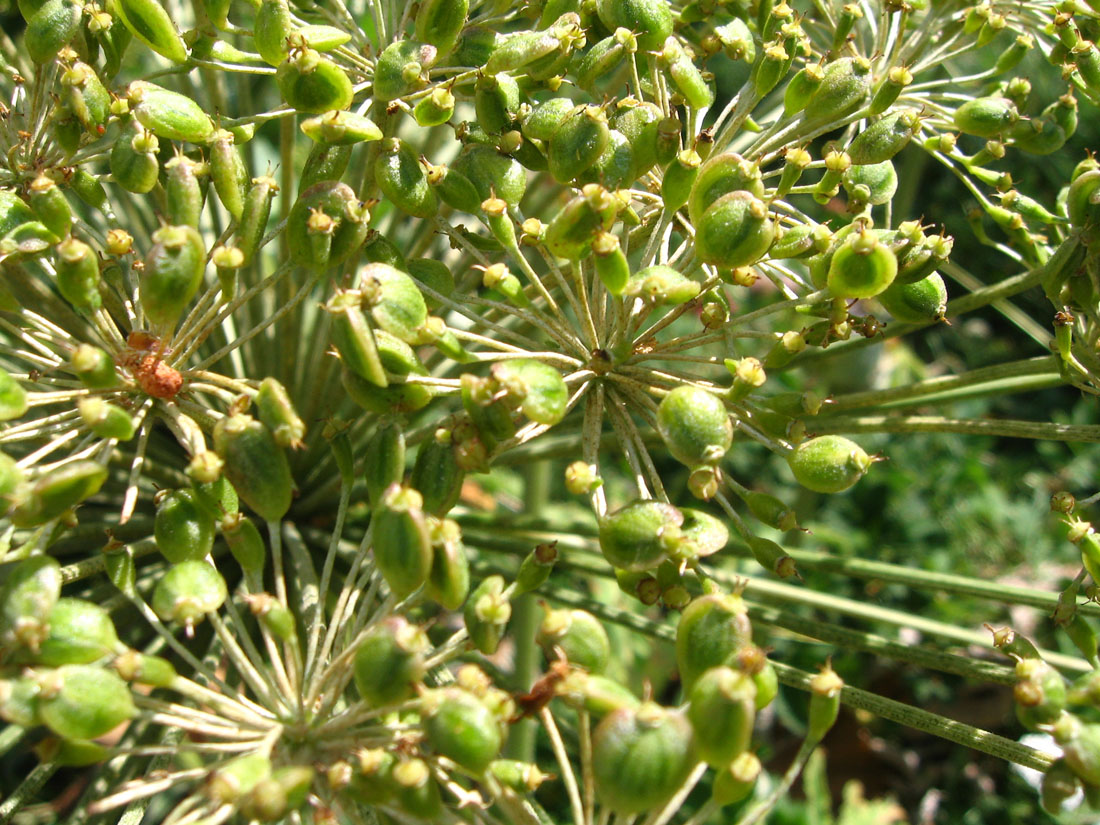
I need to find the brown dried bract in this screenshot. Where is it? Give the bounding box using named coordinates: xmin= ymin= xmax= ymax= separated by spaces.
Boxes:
xmin=133 ymin=354 xmax=182 ymax=399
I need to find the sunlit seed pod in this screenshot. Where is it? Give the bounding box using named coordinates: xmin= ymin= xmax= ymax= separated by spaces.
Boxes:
xmin=677 ymin=508 xmax=729 ymax=559
xmin=749 ymin=41 xmax=790 ymax=99
xmin=869 ymin=64 xmax=912 ymax=114
xmin=300 ymin=111 xmax=383 ymax=145
xmin=538 ymin=607 xmax=611 ymax=673
xmin=152 ymin=559 xmax=227 ymax=628
xmin=826 ymin=227 xmax=897 ymax=299
xmin=611 ymin=99 xmax=661 ymax=180
xmin=238 ymin=767 xmax=314 ymax=823
xmin=34 ymin=737 xmax=111 ymax=767
xmin=842 ymin=159 xmax=897 ymax=206
xmin=299 ymin=142 xmax=351 ymax=193
xmin=54 ymin=237 xmax=101 ymax=313
xmin=687 ymin=666 xmax=755 ymax=767
xmin=154 ymin=489 xmax=215 ymax=564
xmin=110 ymin=123 xmax=160 ymax=194
xmin=24 ymin=598 xmax=118 ymax=667
xmin=575 ymin=31 xmax=630 ymax=94
xmin=28 ymin=176 xmax=71 ymax=238
xmin=491 ymin=359 xmax=567 ymax=425
xmin=373 ymin=484 xmax=433 ymax=599
xmin=451 ymin=144 xmax=527 ymax=206
xmin=191 ymin=474 xmax=237 ymax=520
xmin=414 ymin=87 xmax=456 ymax=127
xmin=353 ymin=616 xmax=428 ymax=706
xmin=206 ymin=753 xmax=273 ymax=806
xmin=342 ymin=367 xmax=433 ymax=415
xmin=163 ymin=155 xmax=204 ymax=229
xmin=374 ymin=39 xmax=437 ymax=101
xmin=391 ymin=758 xmax=443 ymax=820
xmin=661 ymin=37 xmax=713 ymax=111
xmin=140 ymin=224 xmax=205 ymax=334
xmin=0 ymin=556 xmax=61 ymax=652
xmin=875 ymin=272 xmax=947 ymax=323
xmin=36 ymin=664 xmax=136 ymax=741
xmin=214 ymin=413 xmax=294 ymax=522
xmin=205 ymin=131 xmax=247 ymax=220
xmin=11 ymin=460 xmax=108 ymax=529
xmin=548 ymin=105 xmax=610 ymax=184
xmin=802 ymin=56 xmax=871 ymax=126
xmin=592 ymin=703 xmax=696 ymax=814
xmin=661 ymin=149 xmax=700 ymax=214
xmin=657 ymin=385 xmax=732 ymax=467
xmin=782 ymin=63 xmax=824 ymax=117
xmin=847 ymin=109 xmax=920 ymax=165
xmin=461 ymin=374 xmax=517 ymax=450
xmin=363 ymin=422 xmax=406 ymax=507
xmin=25 ymin=0 xmax=81 ymax=64
xmin=953 ymin=95 xmax=1018 ymax=138
xmin=415 ymin=0 xmax=468 ymax=55
xmin=361 ymin=262 xmax=430 ymax=344
xmin=77 ymin=397 xmax=135 ymax=442
xmin=277 ymin=49 xmax=354 ymax=113
xmin=69 ymin=344 xmax=117 ymax=389
xmin=61 ymin=61 xmax=109 ymax=135
xmin=594 ymin=0 xmax=671 ymax=52
xmin=425 ymin=162 xmax=482 ymax=214
xmin=675 ymin=592 xmax=752 ymax=693
xmin=598 ymin=499 xmax=683 ymax=572
xmin=67 ymin=169 xmax=108 ymax=212
xmin=375 ymin=139 xmax=437 ymax=219
xmin=545 ymin=186 xmax=618 ymax=260
xmin=464 ymin=574 xmax=511 ymax=654
xmin=129 ymin=81 xmax=215 ymax=144
xmin=0 ymin=673 xmax=42 ymax=727
xmin=592 ymin=231 xmax=629 ymax=295
xmin=254 ymin=377 xmax=305 ymax=450
xmin=113 ymin=0 xmax=187 ymax=62
xmin=1067 ymin=169 xmax=1100 ymax=229
xmin=475 ymin=72 xmax=521 ymax=134
xmin=254 ymin=0 xmax=294 ymax=65
xmin=287 ymin=181 xmax=369 ymax=271
xmin=422 ymin=687 xmax=504 ymax=774
xmin=221 ymin=514 xmax=266 ymax=579
xmin=787 ymin=434 xmax=873 ymax=494
xmin=695 ymin=191 xmax=774 ymax=270
xmin=425 ymin=518 xmax=470 ymax=609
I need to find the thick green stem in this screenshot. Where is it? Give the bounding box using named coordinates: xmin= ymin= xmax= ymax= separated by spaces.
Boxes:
xmin=811 ymin=414 xmax=1100 ymax=443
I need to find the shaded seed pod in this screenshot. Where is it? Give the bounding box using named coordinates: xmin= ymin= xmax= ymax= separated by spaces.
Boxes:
xmin=656 ymin=385 xmax=732 ymax=467
xmin=61 ymin=61 xmax=109 ymax=135
xmin=36 ymin=664 xmax=136 ymax=741
xmin=155 ymin=489 xmax=215 ymax=563
xmin=548 ymin=105 xmax=610 ymax=184
xmin=489 ymin=760 xmax=550 ymax=793
xmin=221 ymin=513 xmax=266 ymax=578
xmin=807 ymin=664 xmax=843 ymax=743
xmin=375 ymin=139 xmax=437 ymax=219
xmin=342 ymin=367 xmax=433 ymax=415
xmin=191 ymin=472 xmax=238 ymax=521
xmin=422 ymin=687 xmax=504 ymax=774
xmin=129 ymin=81 xmax=215 ymax=144
xmin=10 ymin=460 xmax=108 ymax=528
xmin=110 ymin=123 xmax=160 ymax=194
xmin=410 ymin=431 xmax=465 ymax=516
xmin=255 ymin=377 xmax=305 ymax=449
xmin=363 ymin=422 xmax=406 ymax=506
xmin=592 ymin=231 xmax=629 ymax=295
xmin=29 ymin=598 xmax=119 ymax=666
xmin=414 ymin=87 xmax=456 ymax=127
xmin=598 ymin=499 xmax=683 ymax=572
xmin=475 ymin=73 xmax=521 ymax=134
xmin=750 ymin=656 xmax=778 ymax=710
xmin=415 ymin=0 xmax=468 ymax=55
xmin=353 ymin=616 xmax=428 ymax=706
xmin=842 ymin=159 xmax=897 ymax=208
xmin=206 ymin=753 xmax=273 ymax=805
xmin=492 ymin=359 xmax=568 ymax=425
xmin=287 ymin=181 xmax=369 ymax=271
xmin=464 ymin=574 xmax=511 ymax=654
xmin=210 ymin=130 xmax=248 ymax=220
xmin=783 ymin=63 xmax=823 ymax=117
xmin=848 ymin=109 xmax=920 ymax=166
xmin=0 ymin=367 xmax=24 ymax=422
xmin=675 ymin=592 xmax=752 ymax=694
xmin=214 ymin=413 xmax=294 ymax=522
xmin=114 ymin=0 xmax=187 ymax=62
xmin=1041 ymin=758 xmax=1081 ymax=815
xmin=28 ymin=176 xmax=71 ymax=239
xmin=70 ymin=344 xmax=117 ymax=389
xmin=35 ymin=737 xmax=110 ymax=767
xmin=594 ymin=0 xmax=671 ymax=52
xmin=610 ymin=99 xmax=661 ymax=180
xmin=876 ymin=272 xmax=947 ymax=323
xmin=361 ymin=262 xmax=430 ymax=344
xmin=592 ymin=703 xmax=697 ymax=814
xmin=575 ymin=31 xmax=631 ymax=94
xmin=55 ymin=237 xmax=101 ymax=312
xmin=363 ymin=231 xmax=409 ymax=271
xmin=391 ymin=758 xmax=443 ymax=820
xmin=163 ymin=155 xmax=204 ymax=229
xmin=426 ymin=517 xmax=470 ymax=609
xmin=578 ymin=129 xmax=632 ymax=190
xmin=299 ymin=143 xmax=351 ymax=193
xmin=1067 ymin=169 xmax=1100 ymax=229
xmin=140 ymin=224 xmax=206 ymax=334
xmin=461 ymin=374 xmax=516 ymax=450
xmin=953 ymin=96 xmax=1018 ymax=138
xmin=712 ymin=752 xmax=762 ymax=806
xmin=373 ymin=484 xmax=433 ymax=599
xmin=695 ymin=191 xmax=774 ymax=270
xmin=374 ymin=40 xmax=437 ymax=102
xmin=300 ymin=111 xmax=383 ymax=145
xmin=787 ymin=435 xmax=872 ymax=494
xmin=451 ymin=144 xmax=527 ymax=206
xmin=559 ymin=670 xmax=640 ymax=717
xmin=151 ymin=559 xmax=227 ymax=627
xmin=738 ymin=488 xmax=799 ymax=531
xmin=0 ymin=555 xmax=61 ymax=652
xmin=0 ymin=190 xmax=36 ymax=238
xmin=426 ymin=162 xmax=481 ymax=214
xmin=545 ymin=185 xmax=618 ymax=260
xmin=77 ymin=397 xmax=135 ymax=441
xmin=277 ymin=49 xmax=353 ymax=113
xmin=687 ymin=666 xmax=755 ymax=767
xmin=239 ymin=766 xmax=314 ymax=822
xmin=802 ymin=56 xmax=871 ymax=126
xmin=678 ymin=508 xmax=729 ymax=558
xmin=661 ymin=149 xmax=700 ymax=214
xmin=0 ymin=673 xmax=42 ymax=727
xmin=375 ymin=329 xmax=426 ymax=376
xmin=25 ymin=0 xmax=81 ymax=64
xmin=826 ymin=227 xmax=897 ymax=299
xmin=1015 ymin=658 xmax=1067 ymax=730
xmin=538 ymin=607 xmax=610 ymax=673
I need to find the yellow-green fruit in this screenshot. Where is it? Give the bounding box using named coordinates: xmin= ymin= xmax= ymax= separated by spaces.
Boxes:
xmin=787 ymin=435 xmax=873 ymax=494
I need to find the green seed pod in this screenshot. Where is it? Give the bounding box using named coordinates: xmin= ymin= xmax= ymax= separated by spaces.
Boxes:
xmin=1015 ymin=658 xmax=1067 ymax=729
xmin=0 ymin=673 xmax=42 ymax=727
xmin=575 ymin=31 xmax=631 ymax=94
xmin=163 ymin=155 xmax=204 ymax=229
xmin=423 ymin=687 xmax=503 ymax=773
xmin=140 ymin=224 xmax=206 ymax=334
xmin=712 ymin=752 xmax=761 ymax=806
xmin=374 ymin=40 xmax=437 ymax=102
xmin=154 ymin=489 xmax=215 ymax=563
xmin=593 ymin=703 xmax=697 ymax=814
xmin=661 ymin=37 xmax=713 ymax=111
xmin=592 ymin=231 xmax=629 ymax=295
xmin=475 ymin=73 xmax=521 ymax=134
xmin=362 ymin=262 xmax=431 ymax=344
xmin=110 ymin=123 xmax=160 ymax=194
xmin=611 ymin=99 xmax=661 ymax=180
xmin=484 ymin=26 xmax=558 ymax=75
xmin=69 ymin=344 xmax=117 ymax=389
xmin=661 ymin=149 xmax=701 ymax=214
xmin=595 ymin=0 xmax=671 ymax=52
xmin=221 ymin=513 xmax=266 ymax=578
xmin=675 ymin=593 xmax=752 ymax=693
xmin=491 ymin=359 xmax=568 ymax=425
xmin=208 ymin=130 xmax=248 ymax=220
xmin=28 ymin=598 xmax=118 ymax=667
xmin=363 ymin=231 xmax=409 ymax=271
xmin=392 ymin=758 xmax=443 ymax=820
xmin=842 ymin=159 xmax=897 ymax=207
xmin=25 ymin=0 xmax=81 ymax=64
xmin=113 ymin=0 xmax=187 ymax=62
xmin=451 ymin=144 xmax=527 ymax=206
xmin=678 ymin=508 xmax=729 ymax=558
xmin=299 ymin=142 xmax=351 ymax=193
xmin=848 ymin=110 xmax=920 ymax=166
xmin=27 ymin=176 xmax=71 ymax=239
xmin=254 ymin=0 xmax=293 ymax=65
xmin=77 ymin=397 xmax=135 ymax=441
xmin=424 ymin=162 xmax=481 ymax=214
xmin=373 ymin=484 xmax=433 ymax=599
xmin=54 ymin=236 xmax=102 ymax=312
xmin=657 ymin=385 xmax=732 ymax=467
xmin=538 ymin=607 xmax=610 ymax=673
xmin=300 ymin=111 xmax=383 ymax=146
xmin=1067 ymin=169 xmax=1100 ymax=229
xmin=375 ymin=139 xmax=437 ymax=219
xmin=287 ymin=181 xmax=369 ymax=271
xmin=152 ymin=559 xmax=227 ymax=627
xmin=411 ymin=431 xmax=465 ymax=516
xmin=695 ymin=191 xmax=774 ymax=270
xmin=426 ymin=517 xmax=470 ymax=609
xmin=325 ymin=289 xmax=387 ymax=387
xmin=0 ymin=556 xmax=61 ymax=652
xmin=414 ymin=87 xmax=456 ymax=127
xmin=545 ymin=184 xmax=618 ymax=260
xmin=255 ymin=377 xmax=305 ymax=449
xmin=807 ymin=664 xmax=843 ymax=743
xmin=464 ymin=574 xmax=511 ymax=654
xmin=11 ymin=460 xmax=108 ymax=528
xmin=953 ymin=96 xmax=1018 ymax=138
xmin=129 ymin=81 xmax=215 ymax=143
xmin=363 ymin=422 xmax=406 ymax=506
xmin=206 ymin=753 xmax=273 ymax=805
xmin=0 ymin=368 xmax=25 ymax=422
xmin=687 ymin=666 xmax=755 ymax=767
xmin=488 ymin=760 xmax=550 ymax=793
xmin=295 ymin=24 xmax=352 ymax=52
xmin=598 ymin=499 xmax=683 ymax=572
xmin=277 ymin=49 xmax=353 ymax=113
xmin=342 ymin=367 xmax=433 ymax=415
xmin=826 ymin=227 xmax=897 ymax=299
xmin=1056 ymin=715 xmax=1100 ymax=785
xmin=802 ymin=56 xmax=871 ymax=126
xmin=239 ymin=767 xmax=314 ymax=822
xmin=783 ymin=63 xmax=824 ymax=117
xmin=559 ymin=670 xmax=640 ymax=717
xmin=876 ymin=272 xmax=947 ymax=323
xmin=515 ymin=541 xmax=557 ymax=595
xmin=214 ymin=413 xmax=294 ymax=522
xmin=34 ymin=736 xmax=110 ymax=767
xmin=353 ymin=616 xmax=428 ymax=706
xmin=549 ymin=105 xmax=610 ymax=184
xmin=61 ymin=61 xmax=109 ymax=135
xmin=415 ymin=0 xmax=468 ymax=54
xmin=0 ymin=452 xmax=22 ymax=509
xmin=37 ymin=664 xmax=136 ymax=741
xmin=228 ymin=176 xmax=274 ymax=266
xmin=787 ymin=435 xmax=873 ymax=494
